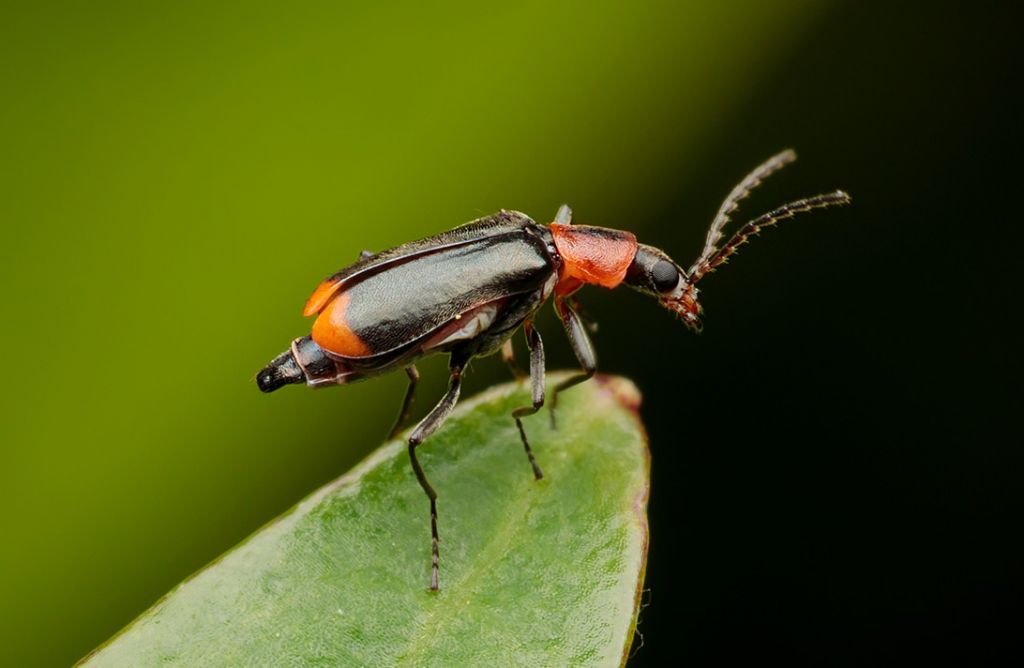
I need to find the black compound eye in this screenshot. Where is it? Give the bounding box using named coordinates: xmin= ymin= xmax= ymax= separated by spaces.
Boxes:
xmin=650 ymin=260 xmax=679 ymax=292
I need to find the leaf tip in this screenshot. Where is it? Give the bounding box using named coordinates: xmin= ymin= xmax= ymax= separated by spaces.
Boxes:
xmin=594 ymin=374 xmax=643 ymax=413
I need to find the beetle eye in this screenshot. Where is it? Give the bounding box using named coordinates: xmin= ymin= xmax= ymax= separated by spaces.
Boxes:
xmin=650 ymin=260 xmax=679 ymax=292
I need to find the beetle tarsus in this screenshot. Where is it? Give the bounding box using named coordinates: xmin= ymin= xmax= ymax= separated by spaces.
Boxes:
xmin=429 ymin=496 xmax=440 ymax=592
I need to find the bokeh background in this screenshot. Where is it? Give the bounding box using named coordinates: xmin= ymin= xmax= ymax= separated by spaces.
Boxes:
xmin=2 ymin=1 xmax=1020 ymax=665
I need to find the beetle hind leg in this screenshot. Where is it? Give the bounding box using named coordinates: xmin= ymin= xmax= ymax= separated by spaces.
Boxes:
xmin=408 ymin=359 xmax=465 ymax=591
xmin=511 ymin=323 xmax=545 ymax=480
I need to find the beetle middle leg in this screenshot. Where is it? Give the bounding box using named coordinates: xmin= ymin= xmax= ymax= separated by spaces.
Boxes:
xmin=387 ymin=365 xmax=420 ymax=440
xmin=511 ymin=322 xmax=545 ymax=480
xmin=408 ymin=356 xmax=467 ymax=591
xmin=550 ymin=297 xmax=597 ymax=429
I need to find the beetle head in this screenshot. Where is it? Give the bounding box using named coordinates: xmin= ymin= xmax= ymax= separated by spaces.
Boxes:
xmin=623 ymin=244 xmax=703 ymax=332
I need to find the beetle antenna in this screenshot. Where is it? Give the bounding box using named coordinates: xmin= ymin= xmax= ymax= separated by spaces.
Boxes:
xmin=687 ymin=190 xmax=851 ymax=285
xmin=688 ymin=149 xmax=797 ymax=276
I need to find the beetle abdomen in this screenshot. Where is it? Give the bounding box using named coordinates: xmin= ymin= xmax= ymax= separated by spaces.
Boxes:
xmin=312 ymin=229 xmax=555 ymax=358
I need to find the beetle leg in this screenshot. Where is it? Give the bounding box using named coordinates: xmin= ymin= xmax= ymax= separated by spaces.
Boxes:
xmin=554 ymin=204 xmax=573 ymax=225
xmin=550 ymin=298 xmax=597 ymax=429
xmin=569 ymin=296 xmax=600 ymax=334
xmin=408 ymin=360 xmax=465 ymax=592
xmin=501 ymin=339 xmax=526 ymax=380
xmin=511 ymin=323 xmax=545 ymax=480
xmin=387 ymin=365 xmax=420 ymax=440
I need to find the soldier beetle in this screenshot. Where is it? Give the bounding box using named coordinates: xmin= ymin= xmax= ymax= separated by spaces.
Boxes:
xmin=258 ymin=150 xmax=850 ymax=590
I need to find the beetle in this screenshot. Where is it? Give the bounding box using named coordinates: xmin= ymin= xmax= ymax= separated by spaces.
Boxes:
xmin=257 ymin=149 xmax=849 ymax=590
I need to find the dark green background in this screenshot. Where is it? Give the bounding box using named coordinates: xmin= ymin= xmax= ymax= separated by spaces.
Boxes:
xmin=1 ymin=2 xmax=1019 ymax=666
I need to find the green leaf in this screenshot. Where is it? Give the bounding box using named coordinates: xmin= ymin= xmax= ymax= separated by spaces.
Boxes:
xmin=80 ymin=374 xmax=650 ymax=668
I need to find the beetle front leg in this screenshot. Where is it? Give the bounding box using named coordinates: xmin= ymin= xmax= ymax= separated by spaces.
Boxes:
xmin=550 ymin=298 xmax=597 ymax=429
xmin=408 ymin=361 xmax=464 ymax=592
xmin=511 ymin=323 xmax=545 ymax=480
xmin=387 ymin=365 xmax=420 ymax=440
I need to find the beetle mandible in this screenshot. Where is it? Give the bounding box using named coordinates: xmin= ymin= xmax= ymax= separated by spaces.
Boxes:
xmin=257 ymin=149 xmax=850 ymax=591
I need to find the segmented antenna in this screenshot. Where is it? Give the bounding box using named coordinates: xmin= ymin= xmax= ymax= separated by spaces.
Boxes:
xmin=688 ymin=149 xmax=797 ymax=276
xmin=688 ymin=190 xmax=851 ymax=285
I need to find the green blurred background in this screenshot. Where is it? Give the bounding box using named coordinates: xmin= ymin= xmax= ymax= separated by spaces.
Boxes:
xmin=2 ymin=1 xmax=1020 ymax=665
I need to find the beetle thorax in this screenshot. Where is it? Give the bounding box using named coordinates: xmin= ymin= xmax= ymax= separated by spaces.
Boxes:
xmin=548 ymin=224 xmax=638 ymax=290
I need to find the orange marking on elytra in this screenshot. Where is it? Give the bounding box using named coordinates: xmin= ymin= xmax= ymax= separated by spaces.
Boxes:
xmin=304 ymin=279 xmax=344 ymax=317
xmin=311 ymin=292 xmax=372 ymax=357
